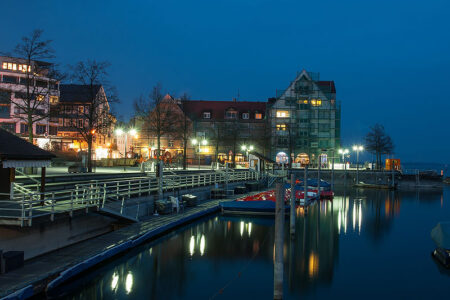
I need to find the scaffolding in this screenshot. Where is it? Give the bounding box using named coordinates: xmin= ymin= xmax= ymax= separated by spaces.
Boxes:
xmin=271 ymin=70 xmax=341 ymax=166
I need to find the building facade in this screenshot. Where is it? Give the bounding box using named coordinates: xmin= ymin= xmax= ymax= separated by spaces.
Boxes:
xmin=0 ymin=56 xmax=59 ymax=148
xmin=52 ymin=84 xmax=114 ymax=159
xmin=268 ymin=70 xmax=341 ymax=166
xmin=183 ymin=99 xmax=268 ymax=166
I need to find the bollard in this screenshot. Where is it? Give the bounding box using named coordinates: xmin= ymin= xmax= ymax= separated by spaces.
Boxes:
xmin=274 ymin=183 xmax=285 ymax=300
xmin=290 ymin=174 xmax=295 ymax=236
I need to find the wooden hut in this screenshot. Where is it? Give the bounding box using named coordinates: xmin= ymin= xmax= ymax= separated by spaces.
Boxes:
xmin=0 ymin=129 xmax=55 ymax=197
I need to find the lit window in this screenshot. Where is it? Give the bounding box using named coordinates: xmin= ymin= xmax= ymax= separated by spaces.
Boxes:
xmin=304 ymin=100 xmax=308 ymax=104
xmin=36 ymin=95 xmax=45 ymax=101
xmin=50 ymin=96 xmax=59 ymax=103
xmin=7 ymin=63 xmax=12 ymax=70
xmin=255 ymin=113 xmax=262 ymax=119
xmin=276 ymin=124 xmax=287 ymax=131
xmin=311 ymin=99 xmax=322 ymax=106
xmin=242 ymin=113 xmax=249 ymax=119
xmin=18 ymin=64 xmax=29 ymax=72
xmin=2 ymin=62 xmax=7 ymax=69
xmin=276 ymin=110 xmax=289 ymax=118
xmin=78 ymin=106 xmax=84 ymax=114
xmin=12 ymin=64 xmax=17 ymax=71
xmin=203 ymin=112 xmax=211 ymax=119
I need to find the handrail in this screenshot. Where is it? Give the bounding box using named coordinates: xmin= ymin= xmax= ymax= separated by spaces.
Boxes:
xmin=15 ymin=169 xmax=41 ymax=190
xmin=0 ymin=170 xmax=259 ymax=226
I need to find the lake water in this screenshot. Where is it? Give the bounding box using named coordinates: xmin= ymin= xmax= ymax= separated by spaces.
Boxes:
xmin=54 ymin=186 xmax=450 ymax=299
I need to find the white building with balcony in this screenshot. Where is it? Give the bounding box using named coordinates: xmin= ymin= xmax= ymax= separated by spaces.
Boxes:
xmin=0 ymin=56 xmax=59 ymax=148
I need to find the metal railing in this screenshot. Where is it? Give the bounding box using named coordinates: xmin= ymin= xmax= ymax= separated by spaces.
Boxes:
xmin=0 ymin=170 xmax=259 ymax=227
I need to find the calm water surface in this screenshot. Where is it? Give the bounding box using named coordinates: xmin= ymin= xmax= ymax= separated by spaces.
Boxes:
xmin=54 ymin=187 xmax=450 ymax=299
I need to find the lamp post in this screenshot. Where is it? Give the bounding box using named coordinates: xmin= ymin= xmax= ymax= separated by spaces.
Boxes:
xmin=115 ymin=128 xmax=138 ymax=158
xmin=352 ymin=145 xmax=364 ymax=184
xmin=241 ymin=145 xmax=254 ymax=167
xmin=192 ymin=138 xmax=207 ymax=169
xmin=339 ymin=148 xmax=349 ymax=183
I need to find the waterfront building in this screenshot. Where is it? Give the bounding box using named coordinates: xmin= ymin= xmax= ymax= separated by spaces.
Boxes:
xmin=182 ymin=99 xmax=267 ymax=166
xmin=268 ymin=70 xmax=341 ymax=166
xmin=52 ymin=84 xmax=114 ymax=159
xmin=0 ymin=56 xmax=59 ymax=148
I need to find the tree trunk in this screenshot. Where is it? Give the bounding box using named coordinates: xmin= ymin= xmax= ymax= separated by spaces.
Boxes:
xmin=87 ymin=136 xmax=93 ymax=173
xmin=157 ymin=135 xmax=161 ymax=164
xmin=28 ymin=114 xmax=33 ymax=143
xmin=183 ymin=138 xmax=187 ymax=170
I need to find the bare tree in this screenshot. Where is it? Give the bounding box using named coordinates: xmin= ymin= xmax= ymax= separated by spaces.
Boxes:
xmin=365 ymin=123 xmax=394 ymax=170
xmin=222 ymin=119 xmax=241 ymax=168
xmin=69 ymin=60 xmax=115 ymax=172
xmin=134 ymin=84 xmax=178 ymax=164
xmin=8 ymin=29 xmax=62 ymax=142
xmin=176 ymin=93 xmax=193 ymax=170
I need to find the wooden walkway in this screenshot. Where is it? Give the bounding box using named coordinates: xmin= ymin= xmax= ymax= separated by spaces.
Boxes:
xmin=0 ymin=198 xmax=227 ymax=299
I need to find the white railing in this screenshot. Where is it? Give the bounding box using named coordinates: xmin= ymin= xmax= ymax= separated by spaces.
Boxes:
xmin=0 ymin=170 xmax=259 ymax=226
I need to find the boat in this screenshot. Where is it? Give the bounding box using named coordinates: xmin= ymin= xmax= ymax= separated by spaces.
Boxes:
xmin=431 ymin=222 xmax=450 ymax=268
xmin=354 ymin=182 xmax=396 ymax=190
xmin=219 ymin=200 xmax=290 ymax=216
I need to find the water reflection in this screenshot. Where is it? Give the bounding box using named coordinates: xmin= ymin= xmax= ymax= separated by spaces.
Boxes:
xmin=56 ymin=187 xmax=447 ymax=299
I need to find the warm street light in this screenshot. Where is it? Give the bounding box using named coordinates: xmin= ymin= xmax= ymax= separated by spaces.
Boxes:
xmin=192 ymin=138 xmax=207 ymax=169
xmin=352 ymin=145 xmax=364 ymax=183
xmin=115 ymin=128 xmax=138 ymax=158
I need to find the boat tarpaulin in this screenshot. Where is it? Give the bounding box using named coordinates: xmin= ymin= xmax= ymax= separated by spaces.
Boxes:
xmin=431 ymin=222 xmax=450 ymax=249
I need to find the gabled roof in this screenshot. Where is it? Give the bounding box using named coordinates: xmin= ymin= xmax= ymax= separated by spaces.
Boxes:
xmin=0 ymin=129 xmax=55 ymax=160
xmin=59 ymin=84 xmax=102 ymax=104
xmin=181 ymin=100 xmax=266 ymax=121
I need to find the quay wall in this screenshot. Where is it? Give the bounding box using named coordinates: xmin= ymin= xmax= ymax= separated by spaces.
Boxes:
xmin=0 ymin=214 xmax=116 ymax=260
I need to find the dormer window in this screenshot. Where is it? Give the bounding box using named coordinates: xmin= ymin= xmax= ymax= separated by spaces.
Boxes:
xmin=242 ymin=112 xmax=249 ymax=119
xmin=255 ymin=112 xmax=263 ymax=119
xmin=203 ymin=111 xmax=211 ymax=119
xmin=225 ymin=109 xmax=237 ymax=119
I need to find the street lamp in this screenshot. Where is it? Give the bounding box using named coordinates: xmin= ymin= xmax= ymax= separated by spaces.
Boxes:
xmin=115 ymin=128 xmax=138 ymax=158
xmin=352 ymin=145 xmax=364 ymax=184
xmin=241 ymin=145 xmax=254 ymax=168
xmin=338 ymin=148 xmax=349 ymax=168
xmin=192 ymin=138 xmax=207 ymax=169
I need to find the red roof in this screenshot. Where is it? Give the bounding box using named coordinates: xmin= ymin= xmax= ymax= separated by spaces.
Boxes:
xmin=317 ymin=81 xmax=336 ymax=93
xmin=182 ymin=100 xmax=266 ymax=121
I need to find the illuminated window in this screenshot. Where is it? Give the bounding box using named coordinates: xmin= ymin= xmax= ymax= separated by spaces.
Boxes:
xmin=311 ymin=99 xmax=322 ymax=106
xmin=276 ymin=124 xmax=287 ymax=131
xmin=36 ymin=95 xmax=45 ymax=101
xmin=18 ymin=64 xmax=30 ymax=72
xmin=276 ymin=110 xmax=289 ymax=118
xmin=50 ymin=96 xmax=59 ymax=103
xmin=255 ymin=113 xmax=262 ymax=119
xmin=78 ymin=106 xmax=84 ymax=114
xmin=2 ymin=62 xmax=7 ymax=69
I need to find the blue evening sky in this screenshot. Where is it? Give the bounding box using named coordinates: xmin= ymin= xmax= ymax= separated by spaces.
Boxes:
xmin=1 ymin=0 xmax=449 ymax=164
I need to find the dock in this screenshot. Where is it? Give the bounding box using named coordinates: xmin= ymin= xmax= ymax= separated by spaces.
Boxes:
xmin=0 ymin=198 xmax=228 ymax=299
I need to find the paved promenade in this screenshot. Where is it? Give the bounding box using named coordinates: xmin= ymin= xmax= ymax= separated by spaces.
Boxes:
xmin=0 ymin=197 xmax=231 ymax=299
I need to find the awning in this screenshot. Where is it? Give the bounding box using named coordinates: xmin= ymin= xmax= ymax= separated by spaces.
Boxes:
xmin=2 ymin=160 xmax=52 ymax=168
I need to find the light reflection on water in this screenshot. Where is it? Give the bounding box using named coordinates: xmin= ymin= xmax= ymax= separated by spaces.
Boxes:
xmin=55 ymin=187 xmax=450 ymax=299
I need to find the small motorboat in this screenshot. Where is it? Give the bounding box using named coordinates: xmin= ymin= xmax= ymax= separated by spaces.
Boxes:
xmin=220 ymin=200 xmax=290 ymax=216
xmin=431 ymin=222 xmax=450 ymax=268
